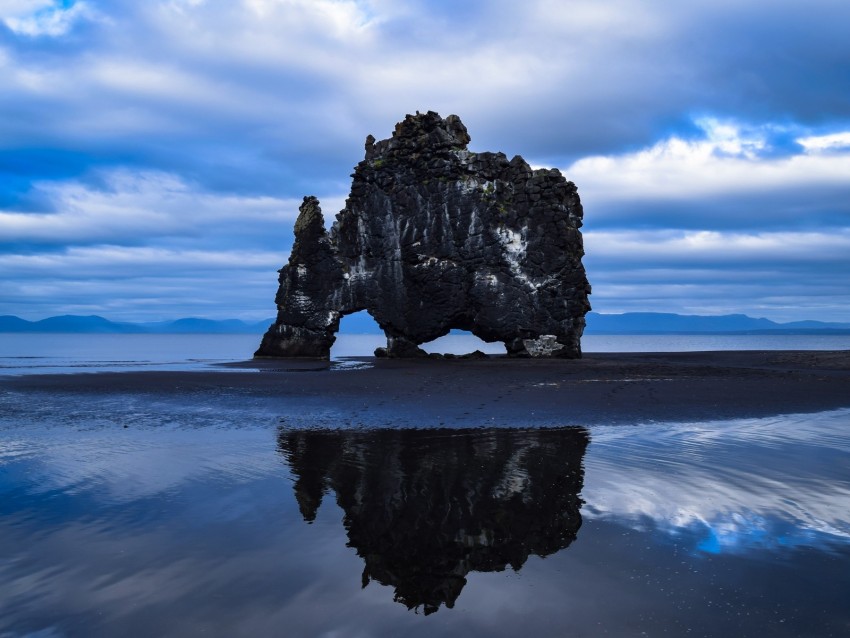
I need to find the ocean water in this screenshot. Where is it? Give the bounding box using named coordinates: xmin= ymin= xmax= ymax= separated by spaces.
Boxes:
xmin=0 ymin=334 xmax=849 ymax=636
xmin=1 ymin=332 xmax=849 ymax=375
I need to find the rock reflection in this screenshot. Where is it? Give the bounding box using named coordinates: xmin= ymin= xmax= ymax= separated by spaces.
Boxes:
xmin=278 ymin=427 xmax=589 ymax=614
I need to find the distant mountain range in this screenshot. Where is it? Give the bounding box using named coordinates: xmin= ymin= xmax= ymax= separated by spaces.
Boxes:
xmin=0 ymin=315 xmax=274 ymax=334
xmin=583 ymin=312 xmax=850 ymax=334
xmin=1 ymin=312 xmax=849 ymax=335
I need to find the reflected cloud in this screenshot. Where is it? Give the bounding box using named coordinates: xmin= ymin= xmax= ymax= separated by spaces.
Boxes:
xmin=582 ymin=410 xmax=850 ymax=554
xmin=278 ymin=426 xmax=589 ymax=614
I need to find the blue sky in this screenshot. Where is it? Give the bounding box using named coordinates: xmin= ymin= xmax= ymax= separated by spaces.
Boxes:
xmin=1 ymin=0 xmax=849 ymax=322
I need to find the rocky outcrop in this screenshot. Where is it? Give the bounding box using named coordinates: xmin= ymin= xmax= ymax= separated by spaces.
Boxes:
xmin=278 ymin=427 xmax=589 ymax=614
xmin=256 ymin=111 xmax=591 ymax=358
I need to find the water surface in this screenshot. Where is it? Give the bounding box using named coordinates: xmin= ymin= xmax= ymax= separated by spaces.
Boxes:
xmin=1 ymin=385 xmax=847 ymax=636
xmin=2 ymin=332 xmax=849 ymax=375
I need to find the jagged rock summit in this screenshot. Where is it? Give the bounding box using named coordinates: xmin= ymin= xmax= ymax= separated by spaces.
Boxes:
xmin=256 ymin=111 xmax=591 ymax=359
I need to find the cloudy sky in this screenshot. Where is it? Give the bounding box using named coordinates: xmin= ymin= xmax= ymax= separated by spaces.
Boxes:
xmin=1 ymin=0 xmax=849 ymax=322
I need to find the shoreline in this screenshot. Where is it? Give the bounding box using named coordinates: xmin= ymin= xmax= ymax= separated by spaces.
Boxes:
xmin=2 ymin=350 xmax=849 ymax=427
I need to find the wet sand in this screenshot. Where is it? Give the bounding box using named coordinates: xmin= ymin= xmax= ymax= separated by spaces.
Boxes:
xmin=4 ymin=350 xmax=849 ymax=426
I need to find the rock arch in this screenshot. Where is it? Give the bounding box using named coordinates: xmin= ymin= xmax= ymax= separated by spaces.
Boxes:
xmin=255 ymin=111 xmax=591 ymax=359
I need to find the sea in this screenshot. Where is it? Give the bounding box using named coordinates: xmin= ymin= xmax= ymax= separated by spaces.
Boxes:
xmin=2 ymin=332 xmax=850 ymax=374
xmin=0 ymin=332 xmax=848 ymax=636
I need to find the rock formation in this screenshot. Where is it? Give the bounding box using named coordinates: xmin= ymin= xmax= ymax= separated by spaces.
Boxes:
xmin=256 ymin=111 xmax=591 ymax=358
xmin=277 ymin=426 xmax=589 ymax=614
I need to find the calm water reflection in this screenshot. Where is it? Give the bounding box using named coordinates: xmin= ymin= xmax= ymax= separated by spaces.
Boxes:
xmin=278 ymin=427 xmax=588 ymax=614
xmin=1 ymin=396 xmax=849 ymax=636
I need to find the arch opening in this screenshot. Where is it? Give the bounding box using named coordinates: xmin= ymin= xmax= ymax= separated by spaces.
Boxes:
xmin=331 ymin=310 xmax=384 ymax=359
xmin=420 ymin=329 xmax=507 ymax=356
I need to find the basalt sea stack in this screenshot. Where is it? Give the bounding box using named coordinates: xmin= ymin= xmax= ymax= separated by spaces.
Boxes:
xmin=256 ymin=111 xmax=591 ymax=358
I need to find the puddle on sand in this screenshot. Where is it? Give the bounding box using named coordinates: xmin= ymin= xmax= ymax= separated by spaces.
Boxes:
xmin=0 ymin=400 xmax=848 ymax=637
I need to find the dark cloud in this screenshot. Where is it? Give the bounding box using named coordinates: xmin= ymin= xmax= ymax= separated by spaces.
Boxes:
xmin=582 ymin=188 xmax=850 ymax=232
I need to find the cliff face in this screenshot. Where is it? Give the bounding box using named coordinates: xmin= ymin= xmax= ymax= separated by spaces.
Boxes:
xmin=278 ymin=427 xmax=589 ymax=615
xmin=256 ymin=111 xmax=591 ymax=358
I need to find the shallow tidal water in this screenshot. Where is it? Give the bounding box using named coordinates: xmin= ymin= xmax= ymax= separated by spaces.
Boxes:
xmin=0 ymin=372 xmax=848 ymax=637
xmin=4 ymin=332 xmax=850 ymax=375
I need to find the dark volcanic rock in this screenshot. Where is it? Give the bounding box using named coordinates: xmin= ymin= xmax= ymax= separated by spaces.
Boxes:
xmin=256 ymin=111 xmax=591 ymax=358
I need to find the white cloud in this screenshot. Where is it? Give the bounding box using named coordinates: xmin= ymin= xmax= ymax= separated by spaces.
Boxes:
xmin=0 ymin=0 xmax=53 ymax=18
xmin=567 ymin=121 xmax=850 ymax=204
xmin=3 ymin=0 xmax=92 ymax=36
xmin=0 ymin=169 xmax=305 ymax=320
xmin=581 ymin=226 xmax=850 ymax=319
xmin=585 ymin=228 xmax=850 ymax=264
xmin=798 ymin=131 xmax=850 ymax=152
xmin=0 ymin=245 xmax=281 ymax=274
xmin=149 ymin=0 xmax=377 ymax=70
xmin=0 ymin=258 xmax=283 ymax=320
xmin=0 ymin=170 xmax=300 ymax=243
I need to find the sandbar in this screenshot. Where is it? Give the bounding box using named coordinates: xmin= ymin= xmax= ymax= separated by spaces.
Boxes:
xmin=3 ymin=350 xmax=849 ymax=427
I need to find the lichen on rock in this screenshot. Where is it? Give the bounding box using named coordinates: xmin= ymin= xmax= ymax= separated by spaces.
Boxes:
xmin=255 ymin=111 xmax=591 ymax=359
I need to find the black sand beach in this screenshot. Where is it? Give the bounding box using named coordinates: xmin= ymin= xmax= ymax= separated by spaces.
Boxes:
xmin=5 ymin=350 xmax=849 ymax=426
